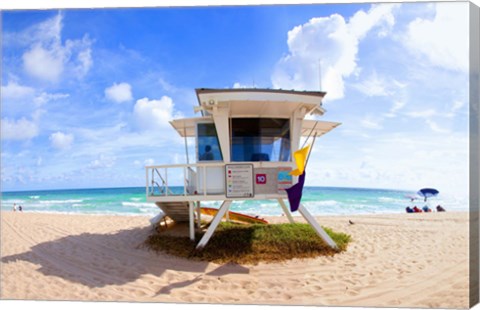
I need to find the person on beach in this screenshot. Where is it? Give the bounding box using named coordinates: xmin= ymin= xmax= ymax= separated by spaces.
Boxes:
xmin=13 ymin=203 xmax=17 ymax=212
xmin=413 ymin=206 xmax=423 ymax=213
xmin=422 ymin=205 xmax=432 ymax=212
xmin=200 ymin=145 xmax=214 ymax=161
xmin=406 ymin=206 xmax=414 ymax=213
xmin=436 ymin=205 xmax=446 ymax=212
xmin=18 ymin=205 xmax=23 ymax=212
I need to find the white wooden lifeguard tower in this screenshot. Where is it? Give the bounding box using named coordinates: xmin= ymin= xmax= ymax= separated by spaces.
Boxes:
xmin=146 ymin=88 xmax=341 ymax=249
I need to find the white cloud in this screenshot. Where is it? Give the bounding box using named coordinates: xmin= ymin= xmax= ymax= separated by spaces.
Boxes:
xmin=33 ymin=92 xmax=70 ymax=106
xmin=272 ymin=4 xmax=399 ymax=100
xmin=49 ymin=131 xmax=74 ymax=150
xmin=445 ymin=100 xmax=466 ymax=118
xmin=451 ymin=100 xmax=464 ymax=112
xmin=233 ymin=82 xmax=247 ymax=89
xmin=158 ymin=78 xmax=177 ymax=92
xmin=21 ymin=13 xmax=93 ymax=82
xmin=104 ymin=82 xmax=133 ymax=103
xmin=74 ymin=41 xmax=93 ymax=77
xmin=133 ymin=158 xmax=155 ymax=168
xmin=405 ymin=109 xmax=437 ymax=118
xmin=233 ymin=82 xmax=257 ymax=89
xmin=403 ymin=2 xmax=468 ymax=72
xmin=384 ymin=100 xmax=406 ymax=118
xmin=133 ymin=96 xmax=182 ymax=130
xmin=1 ymin=118 xmax=39 ymax=140
xmin=425 ymin=119 xmax=450 ymax=134
xmin=352 ymin=72 xmax=393 ymax=97
xmin=307 ymin=131 xmax=468 ymax=197
xmin=1 ymin=81 xmax=35 ymax=99
xmin=88 ymin=154 xmax=116 ymax=169
xmin=23 ymin=45 xmax=65 ymax=82
xmin=361 ymin=118 xmax=383 ymax=130
xmin=144 ymin=158 xmax=155 ymax=166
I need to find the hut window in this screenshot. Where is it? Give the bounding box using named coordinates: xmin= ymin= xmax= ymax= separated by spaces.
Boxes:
xmin=197 ymin=123 xmax=223 ymax=161
xmin=231 ymin=118 xmax=291 ymax=162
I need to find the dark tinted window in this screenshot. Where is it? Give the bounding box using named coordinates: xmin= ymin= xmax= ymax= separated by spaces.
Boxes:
xmin=197 ymin=123 xmax=223 ymax=161
xmin=231 ymin=118 xmax=290 ymax=162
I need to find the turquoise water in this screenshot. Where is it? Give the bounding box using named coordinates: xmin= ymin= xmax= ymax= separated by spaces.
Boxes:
xmin=0 ymin=186 xmax=468 ymax=217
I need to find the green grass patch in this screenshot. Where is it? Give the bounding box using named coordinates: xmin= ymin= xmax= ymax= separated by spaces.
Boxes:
xmin=145 ymin=222 xmax=351 ymax=264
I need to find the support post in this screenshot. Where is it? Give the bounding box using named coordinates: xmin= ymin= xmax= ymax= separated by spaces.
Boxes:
xmin=189 ymin=201 xmax=195 ymax=241
xmin=277 ymin=199 xmax=295 ymax=224
xmin=196 ymin=201 xmax=202 ymax=229
xmin=146 ymin=167 xmax=149 ymax=197
xmin=298 ymin=204 xmax=338 ymax=249
xmin=196 ymin=200 xmax=232 ymax=250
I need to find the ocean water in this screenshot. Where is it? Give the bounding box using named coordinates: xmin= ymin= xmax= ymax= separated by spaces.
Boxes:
xmin=0 ymin=186 xmax=468 ymax=217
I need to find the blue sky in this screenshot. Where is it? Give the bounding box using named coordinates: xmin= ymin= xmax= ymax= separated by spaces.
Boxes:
xmin=1 ymin=1 xmax=471 ymax=198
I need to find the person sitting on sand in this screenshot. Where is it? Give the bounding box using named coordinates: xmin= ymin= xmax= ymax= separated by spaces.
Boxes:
xmin=406 ymin=206 xmax=414 ymax=213
xmin=413 ymin=206 xmax=423 ymax=213
xmin=422 ymin=205 xmax=432 ymax=212
xmin=436 ymin=205 xmax=446 ymax=212
xmin=18 ymin=205 xmax=23 ymax=212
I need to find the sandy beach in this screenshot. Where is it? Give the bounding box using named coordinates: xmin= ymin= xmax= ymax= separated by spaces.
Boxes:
xmin=0 ymin=211 xmax=471 ymax=308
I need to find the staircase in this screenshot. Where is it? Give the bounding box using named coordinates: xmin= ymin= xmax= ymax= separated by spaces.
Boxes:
xmin=155 ymin=201 xmax=191 ymax=222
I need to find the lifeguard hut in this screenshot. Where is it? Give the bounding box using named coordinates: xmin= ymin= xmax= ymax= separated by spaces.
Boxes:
xmin=146 ymin=88 xmax=341 ymax=249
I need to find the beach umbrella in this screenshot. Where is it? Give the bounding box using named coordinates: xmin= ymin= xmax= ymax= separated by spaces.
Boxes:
xmin=417 ymin=188 xmax=439 ymax=201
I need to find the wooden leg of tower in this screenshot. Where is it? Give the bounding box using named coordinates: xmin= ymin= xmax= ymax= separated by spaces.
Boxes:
xmin=196 ymin=201 xmax=201 ymax=229
xmin=298 ymin=204 xmax=338 ymax=249
xmin=278 ymin=199 xmax=295 ymax=224
xmin=196 ymin=200 xmax=232 ymax=250
xmin=189 ymin=201 xmax=195 ymax=241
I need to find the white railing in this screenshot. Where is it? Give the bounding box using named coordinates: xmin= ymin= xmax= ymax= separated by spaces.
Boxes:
xmin=145 ymin=161 xmax=294 ymax=201
xmin=146 ymin=162 xmax=226 ymax=198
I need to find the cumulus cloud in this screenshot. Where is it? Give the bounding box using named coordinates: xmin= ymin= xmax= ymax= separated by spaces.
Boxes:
xmin=104 ymin=82 xmax=133 ymax=103
xmin=49 ymin=131 xmax=74 ymax=150
xmin=272 ymin=4 xmax=399 ymax=100
xmin=403 ymin=2 xmax=468 ymax=72
xmin=20 ymin=13 xmax=93 ymax=82
xmin=1 ymin=118 xmax=39 ymax=140
xmin=133 ymin=96 xmax=182 ymax=130
xmin=23 ymin=45 xmax=65 ymax=82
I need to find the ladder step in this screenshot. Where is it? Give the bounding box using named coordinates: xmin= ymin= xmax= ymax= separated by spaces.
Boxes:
xmin=155 ymin=201 xmax=191 ymax=222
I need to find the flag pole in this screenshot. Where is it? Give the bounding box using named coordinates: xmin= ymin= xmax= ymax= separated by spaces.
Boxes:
xmin=305 ymin=132 xmax=318 ymax=168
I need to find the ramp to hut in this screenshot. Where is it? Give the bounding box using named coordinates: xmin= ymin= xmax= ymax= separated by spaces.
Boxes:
xmin=155 ymin=201 xmax=191 ymax=222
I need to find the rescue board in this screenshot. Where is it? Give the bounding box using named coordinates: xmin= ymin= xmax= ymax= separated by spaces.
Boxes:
xmin=200 ymin=207 xmax=268 ymax=225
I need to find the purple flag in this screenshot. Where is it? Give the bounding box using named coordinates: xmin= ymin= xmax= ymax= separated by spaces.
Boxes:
xmin=285 ymin=171 xmax=306 ymax=212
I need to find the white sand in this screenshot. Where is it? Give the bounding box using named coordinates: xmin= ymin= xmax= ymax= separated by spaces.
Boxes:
xmin=0 ymin=211 xmax=471 ymax=308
